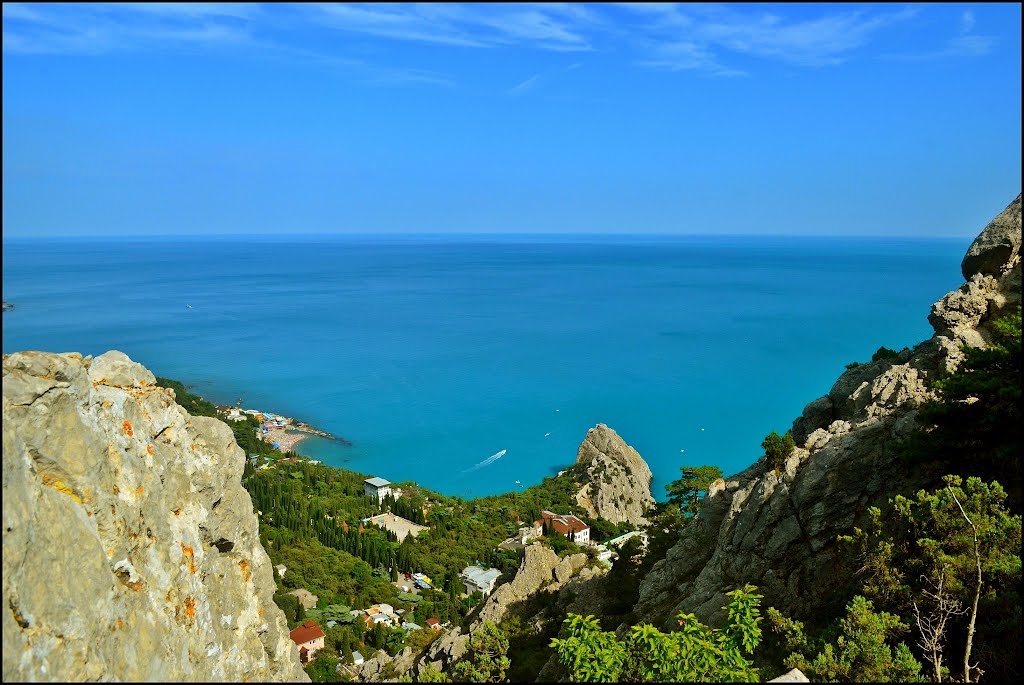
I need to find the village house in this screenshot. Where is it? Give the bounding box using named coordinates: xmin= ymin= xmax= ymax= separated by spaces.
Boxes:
xmin=460 ymin=565 xmax=501 ymax=597
xmin=361 ymin=603 xmax=400 ymax=628
xmin=517 ymin=523 xmax=544 ymax=544
xmin=289 ymin=620 xmax=325 ymax=665
xmin=425 ymin=618 xmax=442 ymax=632
xmin=537 ymin=510 xmax=590 ymax=545
xmin=352 ymin=650 xmax=365 ymax=665
xmin=363 ymin=477 xmax=392 ymax=500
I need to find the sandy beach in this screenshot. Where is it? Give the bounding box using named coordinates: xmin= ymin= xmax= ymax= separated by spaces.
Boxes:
xmin=266 ymin=427 xmax=308 ymax=454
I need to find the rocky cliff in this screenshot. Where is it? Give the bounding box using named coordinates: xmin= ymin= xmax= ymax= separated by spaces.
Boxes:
xmin=353 ymin=544 xmax=599 ymax=681
xmin=634 ymin=194 xmax=1022 ymax=628
xmin=572 ymin=424 xmax=655 ymax=527
xmin=2 ymin=351 xmax=308 ymax=682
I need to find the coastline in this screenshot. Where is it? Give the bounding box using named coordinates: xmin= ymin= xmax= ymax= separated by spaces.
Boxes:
xmin=267 ymin=426 xmax=308 ymax=453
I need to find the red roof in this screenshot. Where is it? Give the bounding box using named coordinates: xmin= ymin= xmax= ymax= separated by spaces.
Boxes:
xmin=538 ymin=510 xmax=589 ymax=535
xmin=425 ymin=618 xmax=440 ymax=626
xmin=290 ymin=620 xmax=325 ymax=645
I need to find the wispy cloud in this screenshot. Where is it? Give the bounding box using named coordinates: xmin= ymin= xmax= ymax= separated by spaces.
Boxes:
xmin=508 ymin=73 xmax=542 ymax=96
xmin=305 ymin=2 xmax=591 ymax=51
xmin=960 ymin=10 xmax=975 ymax=35
xmin=2 ymin=2 xmax=255 ymax=55
xmin=505 ymin=61 xmax=587 ymax=97
xmin=621 ymin=4 xmax=919 ymax=73
xmin=883 ymin=8 xmax=996 ymax=61
xmin=2 ymin=3 xmax=997 ymax=80
xmin=1 ymin=2 xmax=455 ymax=85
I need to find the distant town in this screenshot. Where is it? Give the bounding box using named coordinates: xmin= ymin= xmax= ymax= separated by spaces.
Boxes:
xmin=281 ymin=472 xmax=649 ymax=673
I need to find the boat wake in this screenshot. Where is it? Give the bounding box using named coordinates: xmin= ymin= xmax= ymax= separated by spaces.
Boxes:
xmin=462 ymin=449 xmax=506 ymax=474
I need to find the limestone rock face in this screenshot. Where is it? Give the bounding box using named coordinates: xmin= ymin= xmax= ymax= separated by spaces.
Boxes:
xmin=573 ymin=424 xmax=655 ymax=527
xmin=634 ymin=195 xmax=1022 ymax=629
xmin=961 ymin=193 xmax=1021 ymax=278
xmin=2 ymin=351 xmax=308 ymax=682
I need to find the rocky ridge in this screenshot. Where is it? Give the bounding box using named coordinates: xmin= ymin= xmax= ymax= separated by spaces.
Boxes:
xmin=633 ymin=194 xmax=1022 ymax=628
xmin=572 ymin=423 xmax=655 ymax=528
xmin=355 ymin=544 xmax=597 ymax=681
xmin=2 ymin=351 xmax=307 ymax=681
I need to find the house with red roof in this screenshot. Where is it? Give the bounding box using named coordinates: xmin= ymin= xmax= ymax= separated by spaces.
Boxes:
xmin=536 ymin=510 xmax=590 ymax=545
xmin=425 ymin=617 xmax=442 ymax=632
xmin=289 ymin=620 xmax=326 ymax=665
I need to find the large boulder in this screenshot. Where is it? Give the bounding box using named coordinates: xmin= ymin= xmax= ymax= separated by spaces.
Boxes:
xmin=961 ymin=193 xmax=1021 ymax=278
xmin=2 ymin=351 xmax=308 ymax=682
xmin=573 ymin=424 xmax=655 ymax=527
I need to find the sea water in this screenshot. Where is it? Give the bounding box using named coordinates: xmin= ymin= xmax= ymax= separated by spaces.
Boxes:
xmin=2 ymin=234 xmax=968 ymax=499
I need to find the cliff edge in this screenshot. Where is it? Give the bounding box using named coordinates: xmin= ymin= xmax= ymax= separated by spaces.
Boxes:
xmin=634 ymin=194 xmax=1022 ymax=628
xmin=2 ymin=351 xmax=308 ymax=681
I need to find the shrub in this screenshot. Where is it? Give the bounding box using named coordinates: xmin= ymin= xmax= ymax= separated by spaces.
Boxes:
xmin=762 ymin=430 xmax=796 ymax=472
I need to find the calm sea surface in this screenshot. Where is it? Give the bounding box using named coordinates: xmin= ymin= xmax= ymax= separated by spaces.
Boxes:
xmin=2 ymin=234 xmax=968 ymax=499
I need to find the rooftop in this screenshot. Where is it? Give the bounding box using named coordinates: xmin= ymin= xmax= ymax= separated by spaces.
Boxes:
xmin=364 ymin=477 xmax=391 ymax=487
xmin=289 ymin=620 xmax=325 ymax=645
xmin=461 ymin=566 xmax=501 ymax=586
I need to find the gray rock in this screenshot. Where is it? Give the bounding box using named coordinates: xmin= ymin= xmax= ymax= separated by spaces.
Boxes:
xmin=573 ymin=424 xmax=655 ymax=527
xmin=961 ymin=193 xmax=1021 ymax=278
xmin=2 ymin=351 xmax=307 ymax=682
xmin=634 ymin=194 xmax=1022 ymax=629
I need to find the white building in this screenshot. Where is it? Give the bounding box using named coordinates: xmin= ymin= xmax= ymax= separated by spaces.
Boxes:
xmin=538 ymin=510 xmax=590 ymax=545
xmin=364 ymin=477 xmax=392 ymax=500
xmin=460 ymin=565 xmax=501 ymax=597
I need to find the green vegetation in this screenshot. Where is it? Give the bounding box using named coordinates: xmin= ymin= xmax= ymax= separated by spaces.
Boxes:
xmin=845 ymin=346 xmax=904 ymax=369
xmin=452 ymin=622 xmax=511 ymax=682
xmin=841 ymin=475 xmax=1021 ymax=682
xmin=550 ymin=585 xmax=763 ymax=682
xmin=903 ymin=306 xmax=1022 ymax=506
xmin=761 ymin=430 xmax=796 ymax=472
xmin=665 ymin=465 xmax=723 ymax=518
xmin=768 ymin=596 xmax=923 ymax=682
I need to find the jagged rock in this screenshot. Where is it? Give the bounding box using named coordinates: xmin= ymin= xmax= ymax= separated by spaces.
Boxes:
xmin=355 ymin=646 xmax=417 ymax=681
xmin=633 ymin=195 xmax=1022 ymax=629
xmin=573 ymin=424 xmax=655 ymax=527
xmin=417 ymin=544 xmax=592 ymax=677
xmin=961 ymin=193 xmax=1021 ymax=278
xmin=2 ymin=351 xmax=307 ymax=682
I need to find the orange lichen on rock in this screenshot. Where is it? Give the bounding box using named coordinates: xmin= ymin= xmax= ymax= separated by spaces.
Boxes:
xmin=41 ymin=474 xmax=83 ymax=504
xmin=238 ymin=559 xmax=251 ymax=582
xmin=129 ymin=580 xmax=142 ymax=592
xmin=117 ymin=619 xmax=123 ymax=630
xmin=122 ymin=420 xmax=133 ymax=437
xmin=184 ymin=596 xmax=195 ymax=621
xmin=174 ymin=508 xmax=182 ymax=516
xmin=136 ymin=486 xmax=144 ymax=497
xmin=147 ymin=444 xmax=154 ymax=456
xmin=180 ymin=542 xmax=197 ymax=574
xmin=258 ymin=608 xmax=264 ymax=616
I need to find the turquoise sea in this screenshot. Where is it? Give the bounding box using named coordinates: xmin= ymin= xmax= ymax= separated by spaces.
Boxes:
xmin=2 ymin=234 xmax=968 ymax=500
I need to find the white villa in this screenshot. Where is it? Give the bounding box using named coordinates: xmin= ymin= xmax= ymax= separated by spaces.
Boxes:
xmin=364 ymin=477 xmax=392 ymax=500
xmin=460 ymin=565 xmax=501 ymax=597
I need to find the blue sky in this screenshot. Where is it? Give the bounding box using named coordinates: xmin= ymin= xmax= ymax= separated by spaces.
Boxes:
xmin=2 ymin=2 xmax=1020 ymax=237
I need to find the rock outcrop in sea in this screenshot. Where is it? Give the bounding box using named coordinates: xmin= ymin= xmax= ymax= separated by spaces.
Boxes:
xmin=572 ymin=423 xmax=655 ymax=528
xmin=2 ymin=351 xmax=307 ymax=681
xmin=633 ymin=194 xmax=1022 ymax=628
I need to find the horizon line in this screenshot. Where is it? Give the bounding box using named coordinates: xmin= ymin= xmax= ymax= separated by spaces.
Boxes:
xmin=1 ymin=230 xmax=975 ymax=241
